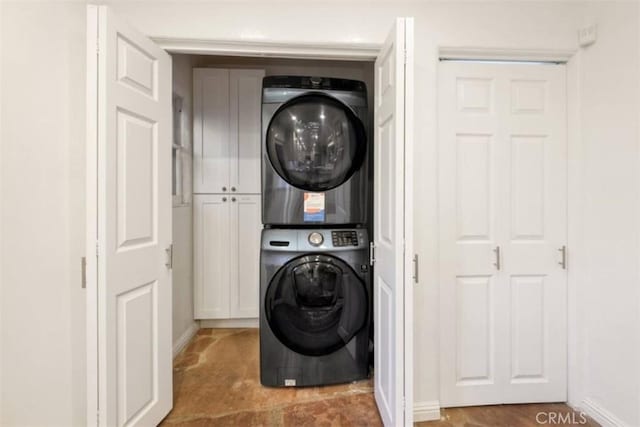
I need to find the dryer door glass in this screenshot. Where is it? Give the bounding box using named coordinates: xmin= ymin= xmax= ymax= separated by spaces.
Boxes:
xmin=265 ymin=254 xmax=368 ymax=356
xmin=266 ymin=94 xmax=367 ymax=192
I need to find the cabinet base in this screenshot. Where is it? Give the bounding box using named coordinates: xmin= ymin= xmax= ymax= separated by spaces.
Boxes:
xmin=199 ymin=318 xmax=259 ymax=328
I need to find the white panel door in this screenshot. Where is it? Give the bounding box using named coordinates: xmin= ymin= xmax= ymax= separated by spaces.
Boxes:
xmin=194 ymin=194 xmax=232 ymax=319
xmin=439 ymin=61 xmax=567 ymax=407
xmin=229 ymin=69 xmax=264 ymax=194
xmin=193 ymin=68 xmax=230 ymax=194
xmin=373 ymin=17 xmax=414 ymax=427
xmin=229 ymin=195 xmax=261 ymax=318
xmin=90 ymin=5 xmax=172 ymax=426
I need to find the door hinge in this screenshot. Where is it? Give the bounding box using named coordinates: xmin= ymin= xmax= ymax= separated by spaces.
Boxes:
xmin=95 ymin=242 xmax=99 ymax=259
xmin=81 ymin=257 xmax=87 ymax=289
xmin=165 ymin=244 xmax=174 ymax=269
xmin=412 ymin=254 xmax=419 ymax=284
xmin=369 ymin=242 xmax=376 ymax=266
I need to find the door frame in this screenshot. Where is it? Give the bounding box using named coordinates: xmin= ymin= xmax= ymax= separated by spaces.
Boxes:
xmin=434 ymin=46 xmax=583 ymax=410
xmin=87 ymin=31 xmax=420 ymax=426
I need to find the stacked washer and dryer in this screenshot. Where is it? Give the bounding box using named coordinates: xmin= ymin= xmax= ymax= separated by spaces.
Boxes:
xmin=259 ymin=76 xmax=372 ymax=387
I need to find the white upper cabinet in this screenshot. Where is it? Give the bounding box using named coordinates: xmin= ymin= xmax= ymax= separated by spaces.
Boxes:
xmin=194 ymin=68 xmax=230 ymax=194
xmin=230 ymin=70 xmax=264 ymax=194
xmin=193 ymin=68 xmax=264 ymax=194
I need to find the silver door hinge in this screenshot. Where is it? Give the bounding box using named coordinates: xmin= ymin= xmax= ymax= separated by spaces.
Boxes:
xmin=412 ymin=254 xmax=419 ymax=284
xmin=165 ymin=244 xmax=173 ymax=269
xmin=369 ymin=242 xmax=375 ymax=266
xmin=81 ymin=257 xmax=87 ymax=289
xmin=95 ymin=241 xmax=99 ymax=258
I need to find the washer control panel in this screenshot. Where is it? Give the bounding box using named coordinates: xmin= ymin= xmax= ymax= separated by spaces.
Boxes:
xmin=331 ymin=230 xmax=359 ymax=247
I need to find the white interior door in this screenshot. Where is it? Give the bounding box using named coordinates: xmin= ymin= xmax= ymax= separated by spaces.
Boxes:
xmin=438 ymin=60 xmax=567 ymax=407
xmin=88 ymin=5 xmax=173 ymax=426
xmin=373 ymin=17 xmax=414 ymax=426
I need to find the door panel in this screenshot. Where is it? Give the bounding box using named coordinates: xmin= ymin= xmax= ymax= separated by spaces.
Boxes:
xmin=230 ymin=69 xmax=264 ymax=194
xmin=230 ymin=195 xmax=261 ymax=318
xmin=439 ymin=61 xmax=567 ymax=407
xmin=373 ymin=17 xmax=413 ymax=426
xmin=456 ymin=276 xmax=494 ymax=385
xmin=91 ymin=5 xmax=172 ymax=426
xmin=194 ymin=195 xmax=231 ymax=319
xmin=193 ymin=68 xmax=230 ymax=194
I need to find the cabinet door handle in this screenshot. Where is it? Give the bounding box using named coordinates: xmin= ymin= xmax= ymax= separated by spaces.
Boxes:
xmin=222 ymin=197 xmax=227 ymax=202
xmin=493 ymin=246 xmax=501 ymax=270
xmin=231 ymin=187 xmax=236 ymax=192
xmin=231 ymin=197 xmax=236 ymax=202
xmin=222 ymin=186 xmax=227 ymax=192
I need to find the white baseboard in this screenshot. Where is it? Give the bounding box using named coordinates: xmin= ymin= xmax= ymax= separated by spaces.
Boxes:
xmin=199 ymin=318 xmax=259 ymax=328
xmin=414 ymin=400 xmax=441 ymax=422
xmin=172 ymin=322 xmax=199 ymax=358
xmin=579 ymin=398 xmax=629 ymax=427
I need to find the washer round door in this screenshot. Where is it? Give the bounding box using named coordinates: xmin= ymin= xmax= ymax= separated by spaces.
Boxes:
xmin=266 ymin=94 xmax=367 ymax=192
xmin=265 ymin=254 xmax=368 ymax=356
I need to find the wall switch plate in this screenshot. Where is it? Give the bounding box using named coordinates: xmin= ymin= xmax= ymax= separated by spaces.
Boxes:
xmin=579 ymin=24 xmax=597 ymax=47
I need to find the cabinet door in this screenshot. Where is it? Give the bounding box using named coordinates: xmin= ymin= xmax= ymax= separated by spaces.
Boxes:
xmin=229 ymin=195 xmax=261 ymax=318
xmin=229 ymin=69 xmax=265 ymax=194
xmin=193 ymin=69 xmax=230 ymax=194
xmin=194 ymin=194 xmax=231 ymax=318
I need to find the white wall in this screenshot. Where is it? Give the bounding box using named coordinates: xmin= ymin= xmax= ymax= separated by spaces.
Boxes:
xmin=171 ymin=54 xmax=198 ymax=353
xmin=570 ymin=2 xmax=640 ymax=425
xmin=0 ymin=2 xmax=86 ymax=426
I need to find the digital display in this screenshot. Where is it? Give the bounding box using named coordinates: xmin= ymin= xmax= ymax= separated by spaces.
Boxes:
xmin=331 ymin=231 xmax=358 ymax=247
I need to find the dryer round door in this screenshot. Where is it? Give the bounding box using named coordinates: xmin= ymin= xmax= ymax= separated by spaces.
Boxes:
xmin=266 ymin=94 xmax=367 ymax=192
xmin=265 ymin=254 xmax=368 ymax=356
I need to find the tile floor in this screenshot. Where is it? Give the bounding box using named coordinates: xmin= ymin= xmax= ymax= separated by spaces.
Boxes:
xmin=161 ymin=328 xmax=599 ymax=426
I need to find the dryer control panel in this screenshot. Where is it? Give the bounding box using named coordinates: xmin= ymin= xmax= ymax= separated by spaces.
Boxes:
xmin=331 ymin=230 xmax=359 ymax=247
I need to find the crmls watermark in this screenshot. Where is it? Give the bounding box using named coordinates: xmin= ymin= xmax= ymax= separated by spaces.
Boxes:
xmin=535 ymin=411 xmax=588 ymax=425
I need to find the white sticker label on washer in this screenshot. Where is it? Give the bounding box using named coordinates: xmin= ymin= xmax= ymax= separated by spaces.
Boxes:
xmin=284 ymin=379 xmax=296 ymax=386
xmin=303 ymin=192 xmax=325 ymax=222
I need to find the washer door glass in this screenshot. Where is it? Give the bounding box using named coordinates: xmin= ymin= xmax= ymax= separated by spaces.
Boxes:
xmin=265 ymin=254 xmax=368 ymax=356
xmin=266 ymin=94 xmax=367 ymax=192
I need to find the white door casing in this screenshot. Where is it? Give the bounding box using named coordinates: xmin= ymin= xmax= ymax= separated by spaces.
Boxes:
xmin=89 ymin=5 xmax=173 ymax=426
xmin=438 ymin=61 xmax=568 ymax=407
xmin=373 ymin=17 xmax=414 ymax=426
